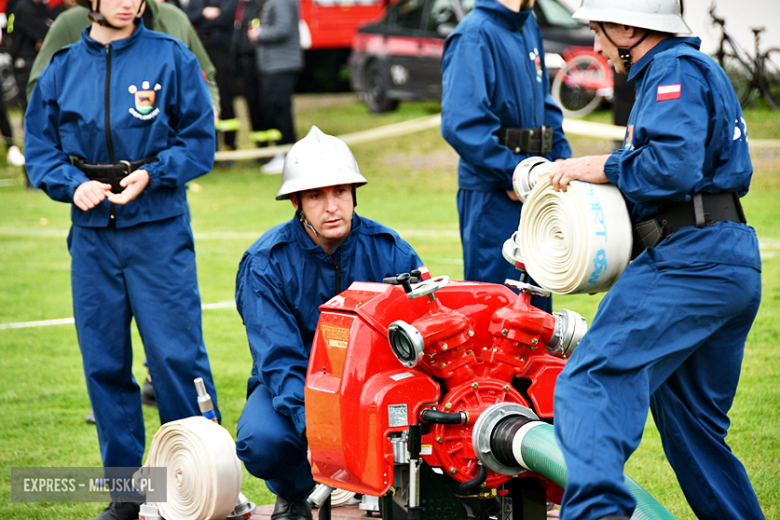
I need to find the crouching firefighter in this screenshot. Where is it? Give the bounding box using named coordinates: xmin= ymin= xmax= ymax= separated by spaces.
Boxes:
xmin=235 ymin=126 xmax=424 ymax=520
xmin=24 ymin=0 xmax=220 ymax=518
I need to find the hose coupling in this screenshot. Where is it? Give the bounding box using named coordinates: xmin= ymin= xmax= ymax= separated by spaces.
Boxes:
xmin=545 ymin=309 xmax=587 ymax=358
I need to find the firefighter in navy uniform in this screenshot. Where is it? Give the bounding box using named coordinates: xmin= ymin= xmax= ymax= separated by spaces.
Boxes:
xmin=235 ymin=126 xmax=424 ymax=520
xmin=548 ymin=1 xmax=764 ymax=520
xmin=24 ymin=0 xmax=220 ymax=517
xmin=440 ymin=0 xmax=571 ymax=312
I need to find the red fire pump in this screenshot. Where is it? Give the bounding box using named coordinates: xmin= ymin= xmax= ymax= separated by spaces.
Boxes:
xmin=305 ymin=273 xmax=587 ymax=520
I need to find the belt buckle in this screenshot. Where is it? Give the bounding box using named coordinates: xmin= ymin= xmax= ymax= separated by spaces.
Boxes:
xmin=119 ymin=160 xmax=133 ymax=176
xmin=108 ymin=160 xmax=133 ymax=194
xmin=540 ymin=125 xmax=553 ymax=154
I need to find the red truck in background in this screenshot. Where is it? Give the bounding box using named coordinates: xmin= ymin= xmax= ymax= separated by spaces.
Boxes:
xmin=297 ymin=0 xmax=390 ymax=91
xmin=299 ymin=0 xmax=388 ymax=50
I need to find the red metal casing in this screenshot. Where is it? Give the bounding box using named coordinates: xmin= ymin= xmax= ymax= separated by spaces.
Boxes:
xmin=306 ymin=280 xmax=567 ymax=495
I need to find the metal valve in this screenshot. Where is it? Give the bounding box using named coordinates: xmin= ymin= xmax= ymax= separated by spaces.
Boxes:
xmin=504 ymin=278 xmax=551 ymax=298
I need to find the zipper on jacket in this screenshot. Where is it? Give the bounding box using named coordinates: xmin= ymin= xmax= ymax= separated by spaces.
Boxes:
xmin=329 ymin=249 xmax=342 ymax=294
xmin=105 ymin=45 xmax=117 ymax=220
xmin=519 ymin=27 xmax=538 ymax=128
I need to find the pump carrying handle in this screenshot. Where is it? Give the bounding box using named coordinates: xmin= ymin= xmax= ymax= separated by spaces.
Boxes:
xmin=406 ymin=275 xmax=450 ymax=300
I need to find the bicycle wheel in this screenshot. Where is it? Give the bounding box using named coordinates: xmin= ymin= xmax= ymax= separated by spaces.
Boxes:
xmin=718 ymin=52 xmax=754 ymax=107
xmin=760 ymin=48 xmax=780 ymax=111
xmin=551 ymin=55 xmax=607 ymax=118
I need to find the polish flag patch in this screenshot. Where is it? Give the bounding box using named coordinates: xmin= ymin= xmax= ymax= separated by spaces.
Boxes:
xmin=657 ymin=84 xmax=681 ymax=101
xmin=417 ymin=265 xmax=431 ymax=281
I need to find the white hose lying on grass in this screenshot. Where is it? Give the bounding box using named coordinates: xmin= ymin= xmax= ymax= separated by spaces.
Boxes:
xmin=145 ymin=416 xmax=242 ymax=520
xmin=510 ymin=157 xmax=633 ymax=294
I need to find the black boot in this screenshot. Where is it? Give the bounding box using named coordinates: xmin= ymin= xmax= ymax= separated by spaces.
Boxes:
xmin=271 ymin=495 xmax=313 ymax=520
xmin=91 ymin=501 xmax=141 ymax=520
xmin=141 ymin=375 xmax=156 ymax=408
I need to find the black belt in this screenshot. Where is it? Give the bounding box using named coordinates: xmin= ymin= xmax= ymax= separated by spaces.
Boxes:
xmin=72 ymin=156 xmax=157 ymax=194
xmin=494 ymin=125 xmax=553 ymax=155
xmin=632 ymin=192 xmax=746 ymax=259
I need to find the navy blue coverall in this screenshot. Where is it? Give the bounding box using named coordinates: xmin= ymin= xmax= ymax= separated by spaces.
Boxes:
xmin=25 ymin=22 xmax=220 ymax=470
xmin=235 ymin=213 xmax=422 ymax=501
xmin=554 ymin=38 xmax=764 ymax=520
xmin=441 ymin=0 xmax=570 ymax=308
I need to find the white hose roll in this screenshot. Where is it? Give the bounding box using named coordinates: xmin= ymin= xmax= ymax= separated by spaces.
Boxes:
xmin=145 ymin=416 xmax=242 ymax=520
xmin=331 ymin=488 xmax=357 ymax=507
xmin=512 ymin=156 xmax=550 ymax=203
xmin=518 ymin=167 xmax=633 ymax=294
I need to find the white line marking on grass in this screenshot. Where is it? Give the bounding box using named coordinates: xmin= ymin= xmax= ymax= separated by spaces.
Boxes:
xmin=0 ymin=227 xmax=68 ymax=237
xmin=202 ymin=301 xmax=236 ymax=310
xmin=0 ymin=317 xmax=75 ymax=329
xmin=0 ymin=301 xmax=237 ymax=330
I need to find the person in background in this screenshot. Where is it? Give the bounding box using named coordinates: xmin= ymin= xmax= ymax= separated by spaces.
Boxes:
xmin=7 ymin=0 xmax=49 ymax=113
xmin=232 ymin=0 xmax=271 ymax=150
xmin=0 ymin=17 xmax=24 ymax=166
xmin=440 ymin=0 xmax=570 ymax=312
xmin=186 ymin=0 xmax=238 ymax=154
xmin=247 ymin=0 xmax=300 ymax=175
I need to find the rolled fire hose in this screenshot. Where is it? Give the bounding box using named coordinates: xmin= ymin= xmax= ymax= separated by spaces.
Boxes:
xmin=145 ymin=416 xmax=242 ymax=520
xmin=507 ymin=157 xmax=632 ymax=294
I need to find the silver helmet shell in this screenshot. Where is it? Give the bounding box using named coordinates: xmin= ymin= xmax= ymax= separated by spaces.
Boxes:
xmin=276 ymin=126 xmax=368 ymax=200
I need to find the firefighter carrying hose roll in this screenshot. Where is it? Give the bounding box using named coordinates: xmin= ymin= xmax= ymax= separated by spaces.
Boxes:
xmin=547 ymin=1 xmax=764 ymax=519
xmin=23 ymin=0 xmax=220 ymax=517
xmin=234 ymin=126 xmax=425 ymax=520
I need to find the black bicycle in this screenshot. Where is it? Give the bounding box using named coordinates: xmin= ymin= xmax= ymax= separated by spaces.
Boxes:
xmin=711 ymin=4 xmax=780 ymax=110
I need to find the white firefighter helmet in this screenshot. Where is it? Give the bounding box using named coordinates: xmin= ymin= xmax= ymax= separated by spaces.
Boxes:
xmin=276 ymin=126 xmax=368 ymax=200
xmin=572 ymin=0 xmax=692 ymax=35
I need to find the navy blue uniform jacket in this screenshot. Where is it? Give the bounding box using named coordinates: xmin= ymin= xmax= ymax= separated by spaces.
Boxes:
xmin=441 ymin=0 xmax=571 ymax=192
xmin=25 ymin=21 xmax=215 ymax=228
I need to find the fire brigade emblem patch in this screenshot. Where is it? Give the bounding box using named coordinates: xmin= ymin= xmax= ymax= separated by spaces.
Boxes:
xmin=135 ymin=91 xmax=155 ymax=114
xmin=530 ymin=48 xmax=543 ymax=83
xmin=128 ymin=81 xmax=162 ymax=120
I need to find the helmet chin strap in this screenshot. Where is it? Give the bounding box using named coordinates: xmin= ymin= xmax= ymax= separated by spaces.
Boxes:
xmin=89 ymin=0 xmax=145 ymax=30
xmin=598 ymin=22 xmax=649 ymax=73
xmin=295 ymin=193 xmax=321 ymax=238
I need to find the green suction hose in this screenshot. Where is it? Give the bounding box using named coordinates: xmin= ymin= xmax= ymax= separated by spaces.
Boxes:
xmin=516 ymin=422 xmax=677 ymax=520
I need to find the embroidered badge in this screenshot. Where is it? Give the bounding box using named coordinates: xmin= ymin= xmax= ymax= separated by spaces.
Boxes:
xmin=656 ymin=84 xmax=681 ymax=101
xmin=529 ymin=48 xmax=543 ymax=83
xmin=128 ymin=81 xmax=162 ymax=120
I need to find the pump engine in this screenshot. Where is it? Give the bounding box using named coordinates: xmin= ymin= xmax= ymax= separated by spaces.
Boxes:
xmin=305 ymin=273 xmax=587 ymax=520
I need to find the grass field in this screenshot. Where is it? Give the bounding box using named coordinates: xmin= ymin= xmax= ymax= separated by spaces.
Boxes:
xmin=1 ymin=98 xmax=779 ymax=520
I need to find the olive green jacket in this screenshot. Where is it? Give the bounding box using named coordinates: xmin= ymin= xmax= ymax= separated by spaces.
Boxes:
xmin=27 ymin=0 xmax=220 ymax=109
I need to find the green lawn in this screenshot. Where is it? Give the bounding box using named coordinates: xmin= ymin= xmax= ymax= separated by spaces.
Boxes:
xmin=1 ymin=98 xmax=778 ymax=519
